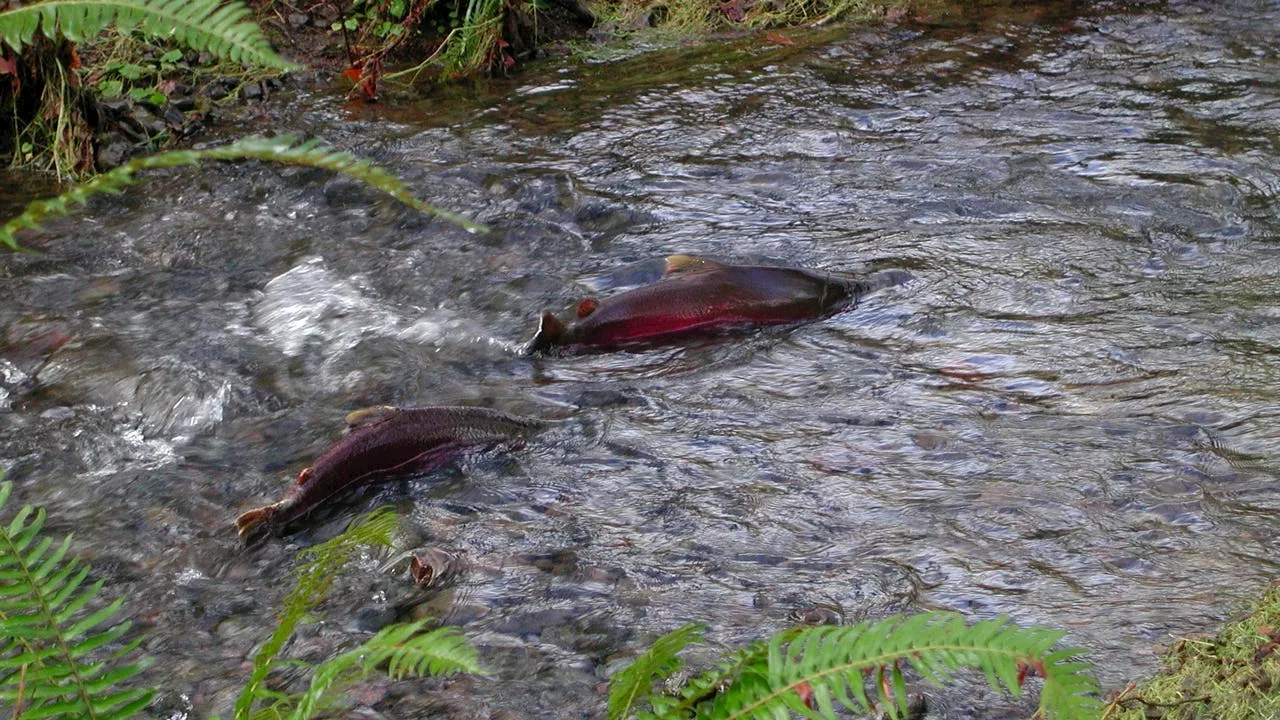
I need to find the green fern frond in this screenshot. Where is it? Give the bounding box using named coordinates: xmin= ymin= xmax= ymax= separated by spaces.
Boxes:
xmin=232 ymin=507 xmax=399 ymax=720
xmin=0 ymin=480 xmax=153 ymax=720
xmin=608 ymin=623 xmax=704 ymax=720
xmin=287 ymin=618 xmax=482 ymax=720
xmin=0 ymin=0 xmax=297 ymax=69
xmin=1 ymin=134 xmax=488 ymax=250
xmin=713 ymin=613 xmax=1099 ymax=720
xmin=615 ymin=612 xmax=1101 ymax=720
xmin=367 ymin=619 xmax=482 ymax=679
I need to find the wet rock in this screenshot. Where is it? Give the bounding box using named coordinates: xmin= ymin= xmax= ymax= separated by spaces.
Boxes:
xmin=350 ymin=605 xmax=399 ymax=633
xmin=39 ymin=406 xmax=73 ymax=421
xmin=323 ymin=174 xmax=383 ymax=209
xmin=207 ymin=84 xmax=228 ymax=101
xmin=241 ymin=82 xmax=263 ymax=100
xmin=162 ymin=104 xmax=186 ymax=128
xmin=575 ymin=201 xmax=650 ymax=236
xmin=574 ymin=388 xmax=638 ymax=408
xmin=526 ymin=549 xmax=578 ymax=575
xmin=212 ymin=614 xmax=255 ymax=642
xmin=879 ymin=693 xmax=927 ymax=720
xmin=172 ymin=95 xmax=196 ymax=111
xmin=128 ymin=106 xmax=167 ymax=136
xmin=211 ymin=596 xmax=257 ymax=620
xmin=791 ymin=603 xmax=844 ymax=626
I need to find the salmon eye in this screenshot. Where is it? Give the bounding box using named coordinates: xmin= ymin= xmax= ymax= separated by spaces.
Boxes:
xmin=577 ymin=298 xmax=599 ymax=318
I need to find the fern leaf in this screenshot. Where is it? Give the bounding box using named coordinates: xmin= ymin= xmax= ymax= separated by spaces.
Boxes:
xmin=284 ymin=619 xmax=482 ymax=720
xmin=616 ymin=613 xmax=1100 ymax=720
xmin=233 ymin=507 xmax=400 ymax=720
xmin=0 ymin=0 xmax=297 ymax=69
xmin=1 ymin=135 xmax=487 ymax=251
xmin=705 ymin=613 xmax=1099 ymax=720
xmin=608 ymin=623 xmax=705 ymax=720
xmin=0 ymin=479 xmax=153 ymax=720
xmin=373 ymin=621 xmax=482 ymax=679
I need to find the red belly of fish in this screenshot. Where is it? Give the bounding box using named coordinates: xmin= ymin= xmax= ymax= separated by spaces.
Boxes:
xmin=581 ymin=303 xmax=794 ymax=346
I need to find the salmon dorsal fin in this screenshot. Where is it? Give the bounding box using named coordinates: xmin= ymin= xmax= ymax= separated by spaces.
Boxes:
xmin=345 ymin=405 xmax=399 ymax=429
xmin=524 ymin=310 xmax=567 ymax=355
xmin=576 ymin=298 xmax=599 ymax=318
xmin=664 ymin=254 xmax=721 ymax=275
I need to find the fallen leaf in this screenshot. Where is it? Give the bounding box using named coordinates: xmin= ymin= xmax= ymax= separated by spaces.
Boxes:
xmin=764 ymin=31 xmax=795 ymax=46
xmin=795 ymin=681 xmax=815 ymax=709
xmin=718 ymin=0 xmax=745 ymax=23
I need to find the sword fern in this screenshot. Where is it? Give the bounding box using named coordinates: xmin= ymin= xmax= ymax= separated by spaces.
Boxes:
xmin=233 ymin=507 xmax=482 ymax=720
xmin=0 ymin=0 xmax=296 ymax=70
xmin=0 ymin=480 xmax=153 ymax=720
xmin=611 ymin=612 xmax=1101 ymax=720
xmin=1 ymin=133 xmax=486 ymax=250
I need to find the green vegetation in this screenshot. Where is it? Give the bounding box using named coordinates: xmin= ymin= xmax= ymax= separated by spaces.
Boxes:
xmin=0 ymin=481 xmax=152 ymax=720
xmin=0 ymin=0 xmax=294 ymax=177
xmin=1103 ymin=583 xmax=1280 ymax=720
xmin=0 ymin=484 xmax=481 ymax=720
xmin=609 ymin=614 xmax=1100 ymax=720
xmin=84 ymin=29 xmax=279 ymax=110
xmin=589 ymin=0 xmax=887 ymax=37
xmin=231 ymin=507 xmax=482 ymax=720
xmin=0 ymin=0 xmax=296 ymax=68
xmin=334 ymin=0 xmax=524 ymax=99
xmin=0 ymin=133 xmax=487 ymax=250
xmin=1 ymin=470 xmax=1106 ymax=720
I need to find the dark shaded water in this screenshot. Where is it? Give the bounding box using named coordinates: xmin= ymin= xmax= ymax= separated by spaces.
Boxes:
xmin=2 ymin=0 xmax=1279 ymax=716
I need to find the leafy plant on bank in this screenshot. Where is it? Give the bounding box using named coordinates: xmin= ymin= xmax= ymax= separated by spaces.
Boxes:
xmin=333 ymin=0 xmax=515 ymax=100
xmin=0 ymin=133 xmax=487 ymax=250
xmin=610 ymin=612 xmax=1102 ymax=720
xmin=0 ymin=0 xmax=295 ymax=177
xmin=0 ymin=479 xmax=153 ymax=720
xmin=0 ymin=481 xmax=483 ymax=720
xmin=0 ymin=0 xmax=297 ymax=69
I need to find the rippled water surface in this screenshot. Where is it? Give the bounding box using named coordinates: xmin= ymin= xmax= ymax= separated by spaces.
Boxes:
xmin=2 ymin=0 xmax=1279 ymax=716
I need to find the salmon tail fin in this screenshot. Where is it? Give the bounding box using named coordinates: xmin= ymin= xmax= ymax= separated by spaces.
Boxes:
xmin=235 ymin=502 xmax=284 ymax=539
xmin=345 ymin=406 xmax=398 ymax=429
xmin=524 ymin=311 xmax=566 ymax=355
xmin=664 ymin=254 xmax=719 ymax=275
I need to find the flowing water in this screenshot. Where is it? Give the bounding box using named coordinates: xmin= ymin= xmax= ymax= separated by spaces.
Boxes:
xmin=2 ymin=0 xmax=1279 ymax=716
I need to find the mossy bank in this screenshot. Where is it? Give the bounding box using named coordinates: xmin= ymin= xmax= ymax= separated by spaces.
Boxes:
xmin=1104 ymin=582 xmax=1280 ymax=720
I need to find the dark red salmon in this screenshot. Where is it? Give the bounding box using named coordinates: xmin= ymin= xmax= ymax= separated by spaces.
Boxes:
xmin=235 ymin=406 xmax=542 ymax=538
xmin=524 ymin=255 xmax=867 ymax=354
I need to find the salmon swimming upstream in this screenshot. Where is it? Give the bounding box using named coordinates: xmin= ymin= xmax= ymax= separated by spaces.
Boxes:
xmin=524 ymin=255 xmax=869 ymax=354
xmin=235 ymin=406 xmax=542 ymax=538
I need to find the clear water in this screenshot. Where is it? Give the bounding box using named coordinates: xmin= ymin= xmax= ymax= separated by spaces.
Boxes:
xmin=2 ymin=0 xmax=1278 ymax=716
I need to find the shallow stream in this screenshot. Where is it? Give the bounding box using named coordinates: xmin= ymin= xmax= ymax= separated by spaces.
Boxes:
xmin=2 ymin=0 xmax=1279 ymax=716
